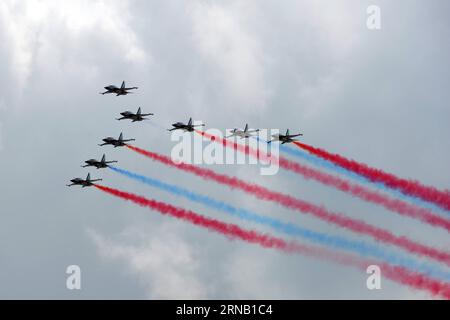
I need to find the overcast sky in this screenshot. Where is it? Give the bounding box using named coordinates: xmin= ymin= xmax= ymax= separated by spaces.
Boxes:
xmin=0 ymin=0 xmax=449 ymax=299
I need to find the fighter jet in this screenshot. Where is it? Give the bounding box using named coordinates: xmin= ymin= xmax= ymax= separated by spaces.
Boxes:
xmin=226 ymin=124 xmax=260 ymax=139
xmin=268 ymin=129 xmax=303 ymax=144
xmin=100 ymin=81 xmax=138 ymax=96
xmin=82 ymin=154 xmax=118 ymax=169
xmin=116 ymin=107 xmax=154 ymax=122
xmin=67 ymin=173 xmax=102 ymax=187
xmin=99 ymin=133 xmax=135 ymax=147
xmin=168 ymin=118 xmax=205 ymax=132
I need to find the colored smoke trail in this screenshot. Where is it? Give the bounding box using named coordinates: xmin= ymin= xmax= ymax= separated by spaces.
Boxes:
xmin=94 ymin=184 xmax=450 ymax=299
xmin=278 ymin=157 xmax=450 ymax=233
xmin=197 ymin=131 xmax=450 ymax=233
xmin=93 ymin=183 xmax=358 ymax=257
xmin=279 ymin=142 xmax=446 ymax=214
xmin=109 ymin=165 xmax=450 ymax=281
xmin=256 ymin=134 xmax=441 ymax=212
xmin=126 ymin=145 xmax=450 ymax=267
xmin=294 ymin=141 xmax=450 ymax=212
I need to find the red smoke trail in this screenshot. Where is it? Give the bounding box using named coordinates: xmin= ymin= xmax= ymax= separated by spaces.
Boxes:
xmin=380 ymin=264 xmax=450 ymax=299
xmin=294 ymin=141 xmax=450 ymax=212
xmin=279 ymin=157 xmax=450 ymax=233
xmin=196 ymin=130 xmax=270 ymax=163
xmin=94 ymin=184 xmax=450 ymax=299
xmin=126 ymin=144 xmax=450 ymax=267
xmin=196 ymin=131 xmax=450 ymax=233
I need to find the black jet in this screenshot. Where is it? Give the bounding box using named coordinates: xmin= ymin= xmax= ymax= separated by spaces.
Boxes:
xmin=100 ymin=81 xmax=138 ymax=96
xmin=268 ymin=129 xmax=303 ymax=145
xmin=226 ymin=124 xmax=260 ymax=139
xmin=168 ymin=118 xmax=205 ymax=132
xmin=116 ymin=107 xmax=154 ymax=122
xmin=99 ymin=133 xmax=135 ymax=148
xmin=67 ymin=173 xmax=102 ymax=187
xmin=82 ymin=154 xmax=118 ymax=169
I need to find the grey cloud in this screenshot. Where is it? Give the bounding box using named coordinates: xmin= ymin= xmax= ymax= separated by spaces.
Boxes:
xmin=0 ymin=0 xmax=449 ymax=299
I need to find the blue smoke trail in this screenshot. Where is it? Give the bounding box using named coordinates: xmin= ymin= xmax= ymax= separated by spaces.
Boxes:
xmin=280 ymin=145 xmax=449 ymax=214
xmin=256 ymin=137 xmax=447 ymax=214
xmin=109 ymin=165 xmax=450 ymax=281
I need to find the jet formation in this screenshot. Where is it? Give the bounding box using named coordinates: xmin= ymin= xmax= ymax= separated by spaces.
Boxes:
xmin=69 ymin=80 xmax=304 ymax=187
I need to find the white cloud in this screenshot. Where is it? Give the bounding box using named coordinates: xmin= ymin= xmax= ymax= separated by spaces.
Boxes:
xmin=0 ymin=0 xmax=149 ymax=93
xmin=0 ymin=99 xmax=4 ymax=151
xmin=189 ymin=1 xmax=268 ymax=113
xmin=0 ymin=2 xmax=34 ymax=89
xmin=0 ymin=122 xmax=3 ymax=151
xmin=88 ymin=225 xmax=209 ymax=299
xmin=224 ymin=249 xmax=284 ymax=299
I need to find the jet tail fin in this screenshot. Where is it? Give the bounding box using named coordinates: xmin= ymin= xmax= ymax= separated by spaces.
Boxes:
xmin=101 ymin=154 xmax=106 ymax=163
xmin=86 ymin=173 xmax=91 ymax=181
xmin=286 ymin=129 xmax=290 ymax=136
xmin=244 ymin=124 xmax=249 ymax=132
xmin=137 ymin=107 xmax=141 ymax=115
xmin=119 ymin=132 xmax=123 ymax=141
xmin=121 ymin=81 xmax=125 ymax=89
xmin=188 ymin=118 xmax=192 ymax=126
